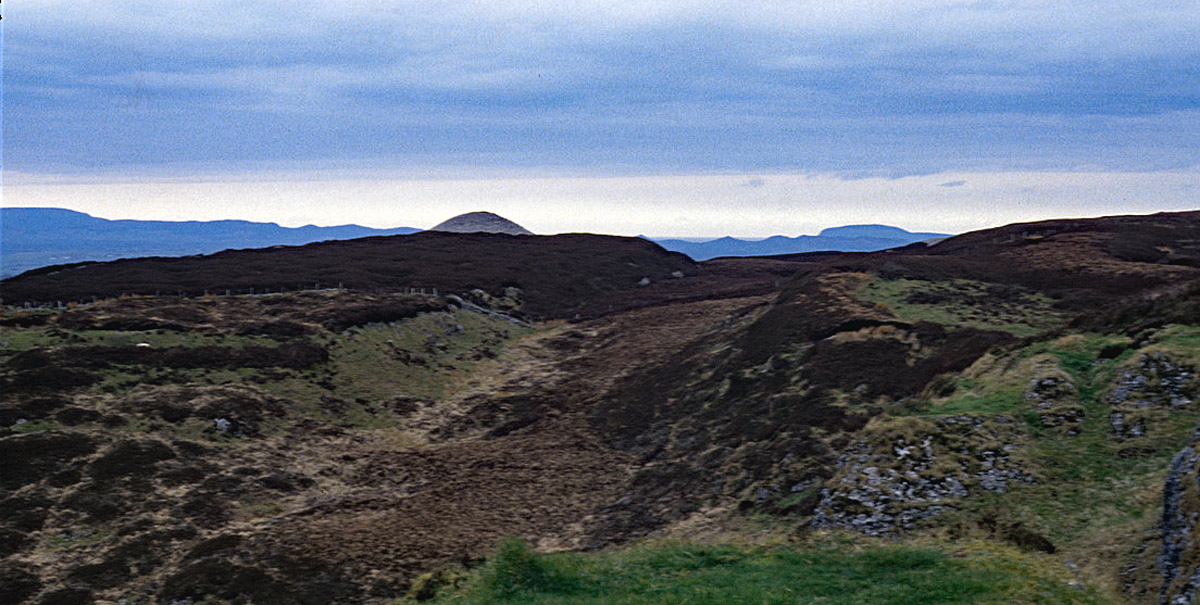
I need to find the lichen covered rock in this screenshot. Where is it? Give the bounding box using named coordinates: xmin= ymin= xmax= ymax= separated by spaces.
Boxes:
xmin=1107 ymin=352 xmax=1197 ymax=440
xmin=812 ymin=415 xmax=1035 ymax=536
xmin=1023 ymin=357 xmax=1084 ymax=435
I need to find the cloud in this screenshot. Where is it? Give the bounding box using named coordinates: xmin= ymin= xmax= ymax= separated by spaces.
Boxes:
xmin=6 ymin=1 xmax=1200 ymax=176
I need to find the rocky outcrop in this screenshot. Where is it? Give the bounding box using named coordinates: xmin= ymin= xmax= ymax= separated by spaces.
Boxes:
xmin=812 ymin=415 xmax=1035 ymax=536
xmin=1107 ymin=352 xmax=1197 ymax=441
xmin=1161 ymin=420 xmax=1200 ymax=604
xmin=1023 ymin=357 xmax=1084 ymax=434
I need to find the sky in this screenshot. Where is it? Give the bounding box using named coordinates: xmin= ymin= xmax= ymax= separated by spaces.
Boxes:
xmin=4 ymin=1 xmax=1199 ymax=236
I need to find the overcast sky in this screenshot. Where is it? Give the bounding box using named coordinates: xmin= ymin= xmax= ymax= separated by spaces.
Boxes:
xmin=4 ymin=1 xmax=1198 ymax=235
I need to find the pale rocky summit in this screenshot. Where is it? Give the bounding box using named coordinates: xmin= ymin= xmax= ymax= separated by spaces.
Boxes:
xmin=430 ymin=212 xmax=533 ymax=235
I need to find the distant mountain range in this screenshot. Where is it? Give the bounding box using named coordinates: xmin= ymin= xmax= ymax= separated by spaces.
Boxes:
xmin=0 ymin=207 xmax=948 ymax=278
xmin=649 ymin=224 xmax=949 ymax=260
xmin=0 ymin=208 xmax=419 ymax=278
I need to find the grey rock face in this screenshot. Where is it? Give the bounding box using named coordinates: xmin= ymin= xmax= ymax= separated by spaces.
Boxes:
xmin=1024 ymin=364 xmax=1084 ymax=435
xmin=811 ymin=415 xmax=1034 ymax=536
xmin=1106 ymin=352 xmax=1197 ymax=440
xmin=1161 ymin=423 xmax=1200 ymax=604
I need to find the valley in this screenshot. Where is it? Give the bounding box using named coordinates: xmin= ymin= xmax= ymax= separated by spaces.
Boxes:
xmin=4 ymin=211 xmax=1200 ymax=604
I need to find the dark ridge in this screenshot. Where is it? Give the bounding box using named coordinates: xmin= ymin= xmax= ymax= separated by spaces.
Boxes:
xmin=731 ymin=210 xmax=1200 ymax=370
xmin=1 ymin=207 xmax=420 ymax=278
xmin=0 ymin=231 xmax=697 ymax=319
xmin=707 ymin=250 xmax=871 ymax=263
xmin=780 ymin=210 xmax=1200 ymax=309
xmin=923 ymin=210 xmax=1200 ymax=257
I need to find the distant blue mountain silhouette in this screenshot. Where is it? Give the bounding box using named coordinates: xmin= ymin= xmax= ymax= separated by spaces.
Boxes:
xmin=649 ymin=224 xmax=949 ymax=261
xmin=1 ymin=208 xmax=419 ymax=278
xmin=1 ymin=208 xmax=949 ymax=277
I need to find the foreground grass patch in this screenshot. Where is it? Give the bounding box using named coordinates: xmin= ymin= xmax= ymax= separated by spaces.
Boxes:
xmin=425 ymin=539 xmax=1103 ymax=604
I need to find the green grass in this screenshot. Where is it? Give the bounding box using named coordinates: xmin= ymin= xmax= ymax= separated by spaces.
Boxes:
xmin=932 ymin=330 xmax=1200 ymax=597
xmin=237 ymin=308 xmax=532 ymax=429
xmin=425 ymin=539 xmax=1104 ymax=604
xmin=1150 ymin=324 xmax=1200 ymax=350
xmin=0 ymin=326 xmax=63 ymax=352
xmin=9 ymin=419 xmax=61 ymax=434
xmin=856 ymin=278 xmax=1064 ymax=337
xmin=45 ymin=529 xmax=110 ymax=549
xmin=2 ymin=306 xmax=533 ymax=436
xmin=852 ymin=327 xmax=1200 ymax=599
xmin=908 ymin=387 xmax=1028 ymax=418
xmin=0 ymin=326 xmax=279 ymax=354
xmin=326 ymin=308 xmax=531 ymax=403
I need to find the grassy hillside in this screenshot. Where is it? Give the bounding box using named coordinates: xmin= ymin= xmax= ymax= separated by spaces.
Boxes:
xmin=4 ymin=212 xmax=1200 ymax=604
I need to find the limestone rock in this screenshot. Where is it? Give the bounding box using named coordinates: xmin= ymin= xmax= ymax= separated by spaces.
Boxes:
xmin=1023 ymin=358 xmax=1084 ymax=435
xmin=1161 ymin=420 xmax=1200 ymax=604
xmin=811 ymin=415 xmax=1035 ymax=536
xmin=1107 ymin=352 xmax=1197 ymax=441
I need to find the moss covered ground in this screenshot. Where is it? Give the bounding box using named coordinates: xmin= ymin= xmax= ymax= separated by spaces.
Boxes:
xmin=1 ymin=293 xmax=534 ymax=437
xmin=856 ymin=277 xmax=1064 ymax=337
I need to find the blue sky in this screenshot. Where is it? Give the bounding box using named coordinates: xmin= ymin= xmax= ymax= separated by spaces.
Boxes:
xmin=4 ymin=1 xmax=1199 ymax=235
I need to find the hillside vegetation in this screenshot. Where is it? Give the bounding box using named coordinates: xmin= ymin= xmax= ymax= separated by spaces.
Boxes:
xmin=3 ymin=211 xmax=1200 ymax=604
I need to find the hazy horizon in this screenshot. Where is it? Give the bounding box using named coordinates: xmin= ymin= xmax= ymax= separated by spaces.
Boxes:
xmin=3 ymin=203 xmax=960 ymax=243
xmin=5 ymin=2 xmax=1199 ymax=235
xmin=7 ymin=167 xmax=1199 ymax=239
